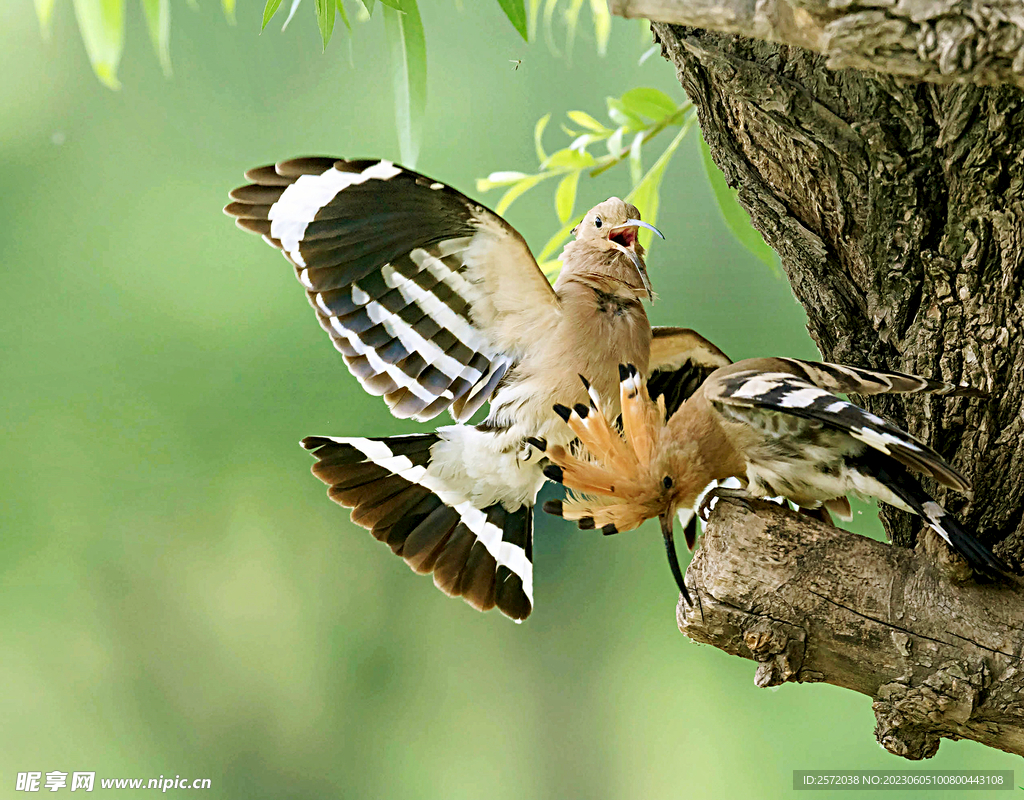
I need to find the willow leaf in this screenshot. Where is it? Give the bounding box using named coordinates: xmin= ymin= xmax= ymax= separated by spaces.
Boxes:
xmin=72 ymin=0 xmax=125 ymax=90
xmin=140 ymin=0 xmax=171 ymax=76
xmin=261 ymin=0 xmax=283 ymax=29
xmin=495 ymin=0 xmax=528 ymax=41
xmin=699 ymin=134 xmax=776 ymax=268
xmin=315 ymin=0 xmax=335 ymax=49
xmin=384 ymin=0 xmax=426 ymax=167
xmin=589 ymin=0 xmax=609 ymax=56
xmin=555 ymin=171 xmax=580 ymax=223
xmin=33 ymin=0 xmax=57 ymax=39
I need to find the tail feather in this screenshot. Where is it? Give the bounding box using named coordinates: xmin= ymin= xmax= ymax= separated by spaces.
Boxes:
xmin=377 ymin=493 xmax=443 ymax=554
xmin=352 ymin=484 xmax=431 ymax=529
xmin=302 ymin=433 xmax=535 ymax=621
xmin=858 ymin=453 xmax=1011 ymax=578
xmin=456 ymin=542 xmax=499 ymax=611
xmin=330 ymin=472 xmax=409 ymax=509
xmin=403 ymin=505 xmax=461 ymax=572
xmin=316 ymin=460 xmax=391 ymax=491
xmin=917 ymin=499 xmax=1011 ymax=578
xmin=433 ymin=525 xmax=478 ymax=596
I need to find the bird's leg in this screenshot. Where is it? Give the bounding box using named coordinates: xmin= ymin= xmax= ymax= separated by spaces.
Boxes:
xmin=799 ymin=505 xmax=834 ymax=526
xmin=698 ymin=486 xmax=756 ymax=521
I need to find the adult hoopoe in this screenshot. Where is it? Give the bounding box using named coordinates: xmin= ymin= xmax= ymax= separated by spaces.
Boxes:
xmin=538 ymin=358 xmax=1010 ymax=604
xmin=224 ymin=157 xmax=731 ymax=621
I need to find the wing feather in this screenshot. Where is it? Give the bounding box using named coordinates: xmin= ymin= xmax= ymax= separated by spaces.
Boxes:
xmin=705 ymin=361 xmax=970 ymax=492
xmin=226 ymin=157 xmax=557 ymax=421
xmin=647 ymin=328 xmax=732 ymax=418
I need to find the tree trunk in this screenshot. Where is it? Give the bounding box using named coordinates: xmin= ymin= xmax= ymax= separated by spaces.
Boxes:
xmin=614 ymin=1 xmax=1024 ymax=760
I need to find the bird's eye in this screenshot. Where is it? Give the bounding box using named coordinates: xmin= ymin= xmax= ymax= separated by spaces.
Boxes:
xmin=594 ymin=216 xmax=602 ymax=229
xmin=663 ymin=476 xmax=673 ymax=489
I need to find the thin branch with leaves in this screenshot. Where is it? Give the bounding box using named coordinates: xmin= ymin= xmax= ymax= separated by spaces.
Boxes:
xmin=477 ymin=87 xmax=696 ymax=276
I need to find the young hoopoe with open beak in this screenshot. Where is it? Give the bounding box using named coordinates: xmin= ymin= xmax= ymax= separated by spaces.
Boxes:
xmin=537 ymin=359 xmax=1011 ymax=604
xmin=225 ymin=157 xmax=731 ymax=621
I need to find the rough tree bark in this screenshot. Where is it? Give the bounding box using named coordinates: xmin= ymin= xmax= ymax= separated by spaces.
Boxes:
xmin=612 ymin=0 xmax=1024 ymax=760
xmin=612 ymin=0 xmax=1024 ymax=89
xmin=682 ymin=500 xmax=1024 ymax=759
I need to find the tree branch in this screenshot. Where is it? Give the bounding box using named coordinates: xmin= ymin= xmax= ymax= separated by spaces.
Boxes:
xmin=611 ymin=0 xmax=1024 ymax=89
xmin=682 ymin=498 xmax=1024 ymax=759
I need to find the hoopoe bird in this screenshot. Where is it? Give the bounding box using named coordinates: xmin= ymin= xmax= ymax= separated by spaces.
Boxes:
xmin=224 ymin=157 xmax=731 ymax=621
xmin=538 ymin=358 xmax=1011 ymax=604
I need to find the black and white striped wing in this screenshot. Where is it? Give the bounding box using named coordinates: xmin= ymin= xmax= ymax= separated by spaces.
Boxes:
xmin=768 ymin=358 xmax=982 ymax=398
xmin=225 ymin=158 xmax=559 ymax=422
xmin=302 ymin=434 xmax=534 ymax=621
xmin=647 ymin=327 xmax=732 ymax=418
xmin=705 ymin=365 xmax=971 ymax=493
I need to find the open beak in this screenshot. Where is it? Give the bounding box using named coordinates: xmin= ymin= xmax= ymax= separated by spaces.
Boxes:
xmin=660 ymin=513 xmax=692 ymax=607
xmin=608 ymin=219 xmax=663 ymax=301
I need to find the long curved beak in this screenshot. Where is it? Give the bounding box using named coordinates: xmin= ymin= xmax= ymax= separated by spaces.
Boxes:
xmin=615 ymin=219 xmax=664 ymax=240
xmin=660 ymin=513 xmax=692 ymax=607
xmin=608 ymin=220 xmax=662 ymax=302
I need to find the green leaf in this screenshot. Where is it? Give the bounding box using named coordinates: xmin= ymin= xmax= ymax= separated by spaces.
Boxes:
xmin=564 ymin=0 xmax=585 ymax=59
xmin=384 ymin=0 xmax=426 ymax=167
xmin=589 ymin=0 xmax=610 ymax=56
xmin=628 ymin=130 xmax=644 ymax=186
xmin=72 ymin=0 xmax=125 ymax=90
xmin=569 ymin=133 xmax=596 ymax=154
xmin=606 ymin=97 xmax=644 ymax=131
xmin=359 ymin=0 xmax=374 ymax=13
xmin=140 ymin=0 xmax=171 ymax=76
xmin=222 ymin=0 xmax=236 ymax=24
xmin=534 ymin=113 xmax=550 ymax=164
xmin=336 ymin=0 xmax=351 ymax=30
xmin=281 ymin=0 xmax=302 ymax=30
xmin=477 ymin=171 xmax=529 ymax=192
xmin=315 ymin=0 xmax=335 ymax=49
xmin=699 ymin=133 xmax=776 ymax=268
xmin=606 ymin=126 xmax=624 ymax=158
xmin=377 ymin=0 xmax=403 ymax=8
xmin=638 ymin=43 xmax=658 ymax=65
xmin=495 ymin=0 xmax=528 ymax=41
xmin=626 ymin=123 xmax=690 ymax=249
xmin=567 ymin=110 xmax=607 ymax=133
xmin=33 ymin=0 xmax=56 ymax=39
xmin=537 ymin=214 xmax=583 ymax=264
xmin=261 ymin=0 xmax=283 ymax=30
xmin=555 ymin=171 xmax=580 ymax=223
xmin=527 ymin=0 xmax=540 ymax=41
xmin=542 ymin=0 xmax=560 ymax=54
xmin=620 ymin=87 xmax=677 ymax=121
xmin=542 ymin=147 xmax=595 ymax=170
xmin=495 ymin=174 xmax=552 ymax=216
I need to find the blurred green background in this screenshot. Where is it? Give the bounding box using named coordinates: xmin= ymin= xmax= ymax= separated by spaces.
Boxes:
xmin=1 ymin=2 xmax=1015 ymax=797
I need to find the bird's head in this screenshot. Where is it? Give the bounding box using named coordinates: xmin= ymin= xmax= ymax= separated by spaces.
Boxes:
xmin=538 ymin=365 xmax=684 ymax=533
xmin=562 ymin=198 xmax=663 ymax=301
xmin=537 ymin=365 xmax=699 ymax=603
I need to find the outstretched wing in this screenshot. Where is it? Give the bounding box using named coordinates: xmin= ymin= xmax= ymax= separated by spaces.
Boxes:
xmin=705 ymin=360 xmax=970 ymax=493
xmin=225 ymin=158 xmax=559 ymax=422
xmin=646 ymin=328 xmax=732 ymax=418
